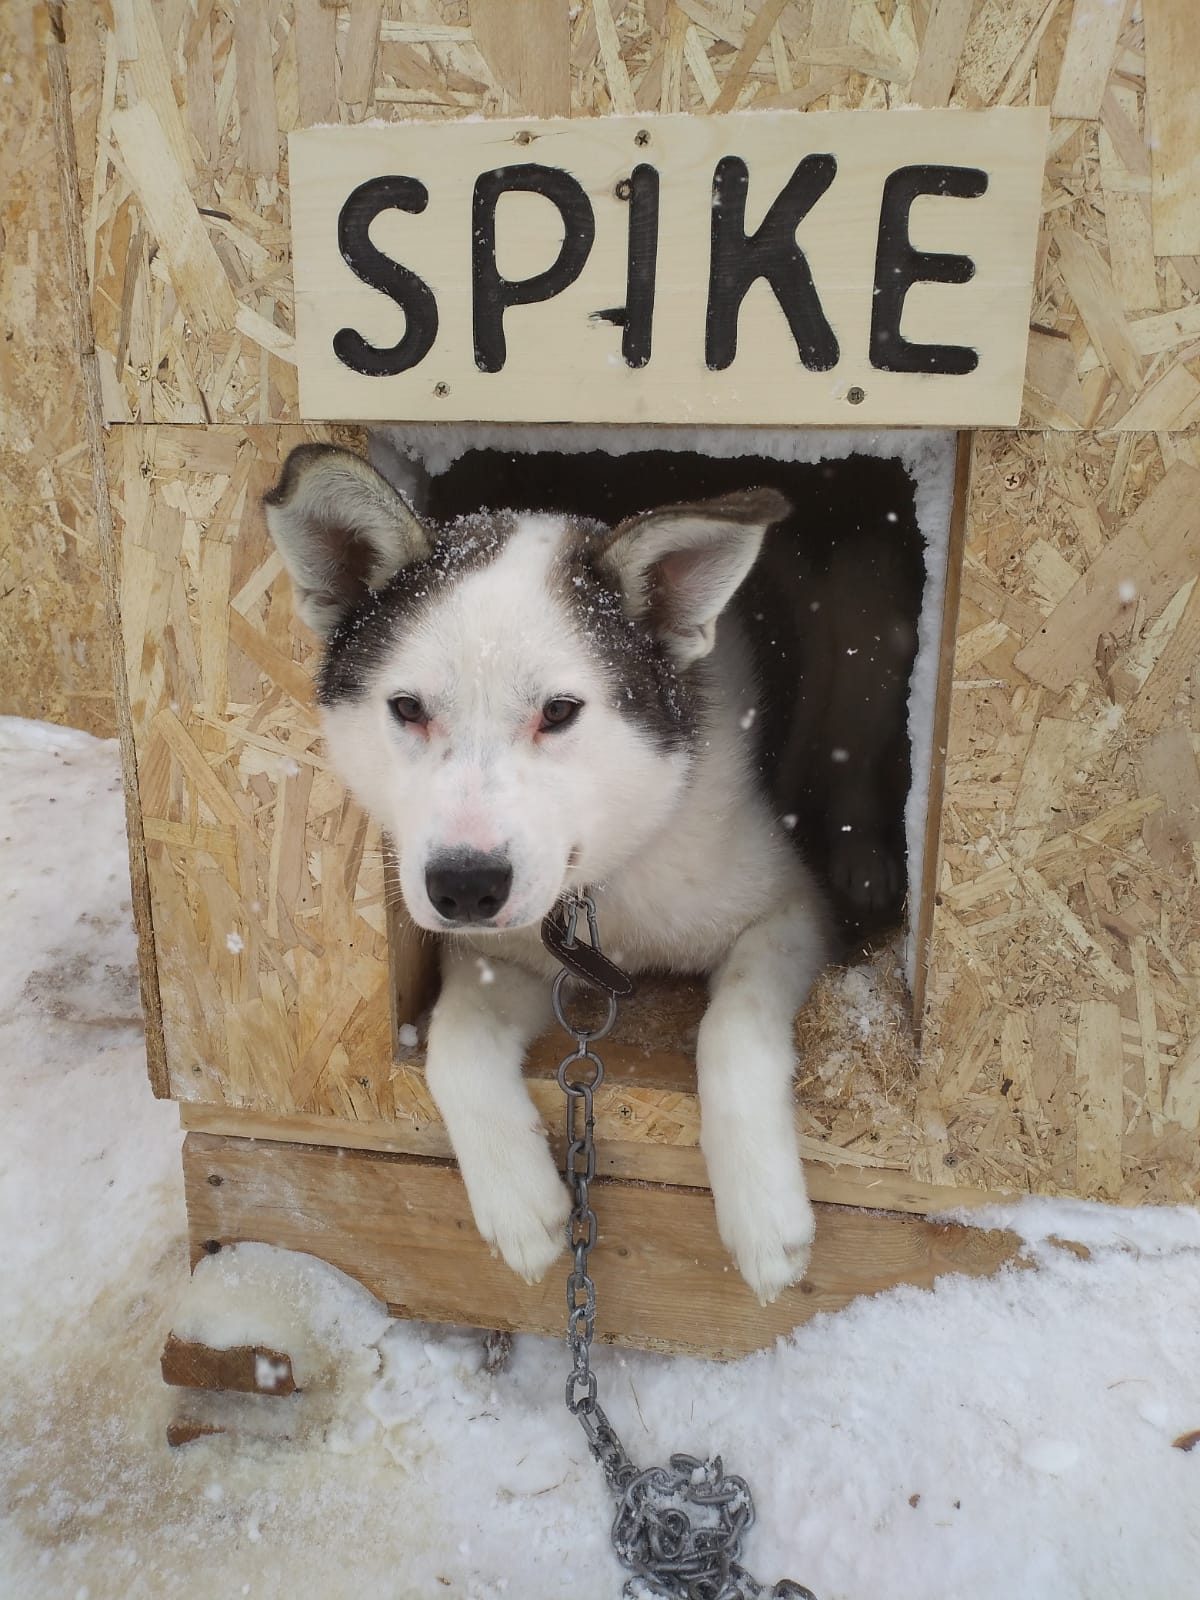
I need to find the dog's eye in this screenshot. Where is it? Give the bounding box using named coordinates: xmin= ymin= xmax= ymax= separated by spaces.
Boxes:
xmin=388 ymin=694 xmax=427 ymax=727
xmin=540 ymin=697 xmax=582 ymax=732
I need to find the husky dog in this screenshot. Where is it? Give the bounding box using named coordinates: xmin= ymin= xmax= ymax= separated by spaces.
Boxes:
xmin=263 ymin=444 xmax=834 ymax=1303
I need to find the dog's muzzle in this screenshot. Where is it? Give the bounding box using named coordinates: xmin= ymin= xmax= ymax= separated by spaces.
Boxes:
xmin=425 ymin=851 xmax=513 ymax=925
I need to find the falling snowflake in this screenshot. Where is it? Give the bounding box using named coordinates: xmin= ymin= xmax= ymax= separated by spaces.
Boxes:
xmin=739 ymin=707 xmax=757 ymax=731
xmin=1117 ymin=579 xmax=1137 ymax=605
xmin=226 ymin=931 xmax=244 ymax=954
xmin=476 ymin=957 xmax=495 ymax=985
xmin=831 ymin=748 xmax=849 ymax=763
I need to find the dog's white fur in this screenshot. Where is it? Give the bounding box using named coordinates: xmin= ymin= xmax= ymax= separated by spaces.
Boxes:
xmin=265 ymin=450 xmax=833 ymax=1303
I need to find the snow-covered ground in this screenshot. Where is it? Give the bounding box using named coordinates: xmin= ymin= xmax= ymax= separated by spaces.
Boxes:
xmin=2 ymin=716 xmax=1199 ymax=1600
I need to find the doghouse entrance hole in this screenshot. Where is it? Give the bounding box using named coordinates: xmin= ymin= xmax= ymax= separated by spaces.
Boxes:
xmin=378 ymin=425 xmax=961 ymax=1071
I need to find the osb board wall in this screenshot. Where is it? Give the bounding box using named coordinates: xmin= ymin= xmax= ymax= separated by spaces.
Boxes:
xmin=107 ymin=424 xmax=400 ymax=1118
xmin=120 ymin=422 xmax=1200 ymax=1211
xmin=70 ymin=0 xmax=1200 ymax=432
xmin=0 ymin=4 xmax=114 ymax=734
xmin=919 ymin=427 xmax=1200 ymax=1206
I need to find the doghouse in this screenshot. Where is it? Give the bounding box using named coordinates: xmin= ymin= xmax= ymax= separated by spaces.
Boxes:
xmin=51 ymin=1 xmax=1199 ymax=1369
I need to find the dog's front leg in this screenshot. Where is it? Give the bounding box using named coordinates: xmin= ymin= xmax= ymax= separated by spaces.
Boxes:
xmin=424 ymin=945 xmax=569 ymax=1284
xmin=697 ymin=900 xmax=829 ymax=1304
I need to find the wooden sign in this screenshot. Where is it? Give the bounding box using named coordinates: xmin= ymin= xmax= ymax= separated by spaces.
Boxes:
xmin=290 ymin=108 xmax=1047 ymax=428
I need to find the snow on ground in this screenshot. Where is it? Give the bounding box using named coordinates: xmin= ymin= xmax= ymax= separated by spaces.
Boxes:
xmin=2 ymin=717 xmax=1199 ymax=1600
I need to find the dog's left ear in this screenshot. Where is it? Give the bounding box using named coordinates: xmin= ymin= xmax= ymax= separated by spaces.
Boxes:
xmin=262 ymin=443 xmax=430 ymax=637
xmin=599 ymin=488 xmax=790 ymax=669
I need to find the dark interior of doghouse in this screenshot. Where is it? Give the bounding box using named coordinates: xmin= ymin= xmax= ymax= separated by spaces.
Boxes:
xmin=384 ymin=442 xmax=928 ymax=1054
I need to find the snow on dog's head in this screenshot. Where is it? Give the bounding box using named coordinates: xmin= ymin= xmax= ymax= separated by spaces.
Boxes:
xmin=264 ymin=444 xmax=787 ymax=933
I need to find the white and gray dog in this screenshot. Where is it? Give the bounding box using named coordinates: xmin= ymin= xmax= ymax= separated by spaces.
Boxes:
xmin=264 ymin=443 xmax=834 ymax=1303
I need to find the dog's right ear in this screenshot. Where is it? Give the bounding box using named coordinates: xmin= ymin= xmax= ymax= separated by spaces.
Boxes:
xmin=262 ymin=444 xmax=430 ymax=637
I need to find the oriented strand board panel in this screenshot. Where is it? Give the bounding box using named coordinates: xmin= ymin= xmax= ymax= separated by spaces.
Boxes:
xmin=107 ymin=424 xmax=396 ymax=1115
xmin=289 ymin=108 xmax=1047 ymax=427
xmin=1143 ymin=0 xmax=1200 ymax=256
xmin=118 ymin=422 xmax=1200 ymax=1214
xmin=0 ymin=3 xmax=113 ymax=734
xmin=182 ymin=1132 xmax=1022 ymax=1359
xmin=919 ymin=428 xmax=1200 ymax=1207
xmin=69 ymin=0 xmax=1200 ymax=429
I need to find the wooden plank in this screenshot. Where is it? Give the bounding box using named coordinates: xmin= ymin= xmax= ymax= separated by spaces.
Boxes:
xmin=182 ymin=1133 xmax=1023 ymax=1358
xmin=232 ymin=0 xmax=280 ymax=177
xmin=1051 ymin=0 xmax=1129 ymax=120
xmin=1075 ymin=1000 xmax=1125 ymax=1198
xmin=340 ymin=0 xmax=384 ymax=107
xmin=1164 ymin=1035 xmax=1200 ymax=1133
xmin=289 ymin=107 xmax=1047 ymax=427
xmin=1012 ymin=461 xmax=1200 ymax=692
xmin=128 ymin=0 xmax=197 ymax=185
xmin=912 ymin=431 xmax=973 ymax=1024
xmin=178 ymin=1103 xmax=1006 ymax=1217
xmin=293 ymin=0 xmax=338 ymax=128
xmin=471 ymin=0 xmax=570 ymax=117
xmin=110 ymin=101 xmax=238 ymax=340
xmin=907 ymin=0 xmax=974 ymax=108
xmin=1126 ymin=578 xmax=1200 ymax=735
xmin=1053 ymin=228 xmax=1144 ymax=395
xmin=160 ymin=1332 xmax=297 ymax=1396
xmin=47 ymin=30 xmax=170 ymax=1095
xmin=1143 ymin=0 xmax=1200 ymax=255
xmin=592 ymin=0 xmax=637 ymax=115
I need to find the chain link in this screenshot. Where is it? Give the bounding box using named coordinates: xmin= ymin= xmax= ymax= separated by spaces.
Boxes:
xmin=543 ymin=893 xmax=818 ymax=1600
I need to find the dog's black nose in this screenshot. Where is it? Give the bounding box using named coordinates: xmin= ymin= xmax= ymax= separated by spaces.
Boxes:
xmin=425 ymin=854 xmax=513 ymax=924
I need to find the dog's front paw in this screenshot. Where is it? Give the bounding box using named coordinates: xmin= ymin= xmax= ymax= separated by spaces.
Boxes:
xmin=468 ymin=1157 xmax=571 ymax=1285
xmin=712 ymin=1170 xmax=816 ymax=1305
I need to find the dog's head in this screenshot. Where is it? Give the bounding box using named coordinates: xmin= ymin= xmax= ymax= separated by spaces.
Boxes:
xmin=263 ymin=445 xmax=787 ymax=933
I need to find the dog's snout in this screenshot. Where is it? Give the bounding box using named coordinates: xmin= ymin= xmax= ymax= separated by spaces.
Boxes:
xmin=425 ymin=853 xmax=513 ymax=924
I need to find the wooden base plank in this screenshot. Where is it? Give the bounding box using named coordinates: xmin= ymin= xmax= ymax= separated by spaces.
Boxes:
xmin=179 ymin=1101 xmax=999 ymax=1217
xmin=182 ymin=1132 xmax=1021 ymax=1360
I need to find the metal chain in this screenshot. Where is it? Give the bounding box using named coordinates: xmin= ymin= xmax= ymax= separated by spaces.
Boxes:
xmin=543 ymin=893 xmax=818 ymax=1600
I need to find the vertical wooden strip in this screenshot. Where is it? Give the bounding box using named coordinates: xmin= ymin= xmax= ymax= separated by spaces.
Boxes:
xmin=45 ymin=5 xmax=169 ymax=1095
xmin=907 ymin=0 xmax=974 ymax=107
xmin=1143 ymin=0 xmax=1200 ymax=255
xmin=130 ymin=0 xmax=197 ymax=184
xmin=1163 ymin=1036 xmax=1200 ymax=1132
xmin=199 ymin=542 xmax=233 ymax=715
xmin=1051 ymin=0 xmax=1129 ymax=120
xmin=185 ymin=8 xmax=220 ymax=167
xmin=518 ymin=0 xmax=571 ymax=116
xmin=912 ymin=433 xmax=972 ymax=1027
xmin=592 ymin=0 xmax=637 ymax=115
xmin=1098 ymin=87 xmax=1159 ymax=315
xmin=293 ymin=0 xmax=338 ymax=128
xmin=471 ymin=0 xmax=570 ymax=116
xmin=1129 ymin=938 xmax=1163 ymax=1122
xmin=233 ymin=0 xmax=280 ymax=176
xmin=340 ymin=0 xmax=384 ymax=108
xmin=1075 ymin=1000 xmax=1125 ymax=1198
xmin=805 ymin=0 xmax=852 ymax=99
